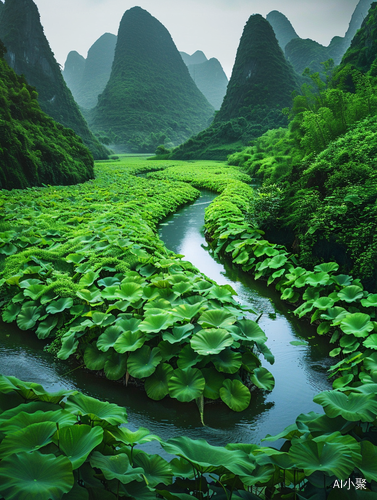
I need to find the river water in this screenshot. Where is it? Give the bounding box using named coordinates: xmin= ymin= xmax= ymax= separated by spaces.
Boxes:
xmin=0 ymin=189 xmax=332 ymax=451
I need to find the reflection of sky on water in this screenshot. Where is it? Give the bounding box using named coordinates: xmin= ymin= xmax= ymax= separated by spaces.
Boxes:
xmin=0 ymin=190 xmax=332 ymax=455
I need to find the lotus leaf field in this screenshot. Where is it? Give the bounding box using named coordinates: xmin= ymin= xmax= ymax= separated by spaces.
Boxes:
xmin=1 ymin=158 xmax=377 ymax=498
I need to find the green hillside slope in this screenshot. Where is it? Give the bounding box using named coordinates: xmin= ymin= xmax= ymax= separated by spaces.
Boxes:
xmin=0 ymin=42 xmax=94 ymax=190
xmin=0 ymin=0 xmax=108 ymax=159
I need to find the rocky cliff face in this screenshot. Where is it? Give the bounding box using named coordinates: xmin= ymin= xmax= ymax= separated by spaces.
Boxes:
xmin=0 ymin=0 xmax=108 ymax=159
xmin=63 ymin=50 xmax=86 ymax=97
xmin=91 ymin=7 xmax=214 ymax=152
xmin=266 ymin=10 xmax=299 ymax=50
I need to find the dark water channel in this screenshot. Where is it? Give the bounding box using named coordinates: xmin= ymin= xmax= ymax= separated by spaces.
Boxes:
xmin=0 ymin=190 xmax=332 ymax=453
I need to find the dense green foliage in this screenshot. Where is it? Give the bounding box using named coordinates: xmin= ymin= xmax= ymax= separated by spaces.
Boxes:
xmin=1 ymin=371 xmax=377 ymax=499
xmin=0 ymin=0 xmax=109 ymax=159
xmin=0 ymin=52 xmax=94 ymax=189
xmin=91 ymin=7 xmax=214 ymax=153
xmin=64 ymin=33 xmax=117 ymax=110
xmin=169 ymin=14 xmax=298 ymax=160
xmin=0 ymin=159 xmax=274 ymax=416
xmin=266 ymin=10 xmax=299 ymax=51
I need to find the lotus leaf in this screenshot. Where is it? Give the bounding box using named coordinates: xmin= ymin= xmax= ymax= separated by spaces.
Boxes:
xmin=66 ymin=253 xmax=86 ymax=264
xmin=133 ymin=452 xmax=173 ymax=487
xmin=361 ymin=293 xmax=377 ymax=308
xmin=250 ymin=367 xmax=275 ymax=391
xmin=127 ymin=346 xmax=162 ymax=379
xmin=115 ymin=282 xmax=144 ymax=302
xmin=242 ymin=350 xmax=261 ymax=372
xmin=23 ymin=284 xmax=46 ymax=300
xmin=267 ymin=254 xmax=288 ymax=269
xmin=53 ymin=425 xmax=103 ymax=469
xmin=314 ymin=262 xmax=339 ymax=274
xmin=302 ymin=288 xmax=320 ymax=302
xmin=17 ymin=304 xmax=41 ymax=330
xmin=84 ymin=344 xmax=108 ymax=371
xmin=97 ymin=325 xmax=123 ymax=352
xmin=257 ymin=342 xmax=275 ymax=364
xmin=233 ymin=250 xmax=250 ymax=264
xmin=100 ymin=286 xmax=119 ymax=300
xmin=317 ymin=322 xmax=331 ymax=335
xmin=313 ymin=390 xmax=377 ymax=422
xmin=190 ymin=328 xmax=233 ymax=356
xmin=162 ymin=324 xmax=194 ymax=344
xmin=79 ymin=271 xmax=99 ymax=288
xmin=212 ymin=348 xmax=243 ymax=374
xmin=76 ymin=289 xmax=102 ymax=304
xmin=305 ymin=272 xmax=331 ymax=287
xmin=145 ymin=363 xmax=174 ymax=400
xmin=281 ymin=287 xmax=295 ymax=300
xmin=200 ymin=367 xmax=225 ymax=400
xmin=288 ymin=439 xmax=356 ymax=477
xmin=116 ymin=317 xmax=141 ymax=332
xmin=220 ymin=379 xmax=251 ymax=412
xmin=104 ymin=350 xmax=128 ymax=380
xmin=171 ymin=303 xmax=203 ymax=321
xmin=142 ymin=286 xmax=161 ymax=300
xmin=198 ymin=309 xmax=236 ymax=328
xmin=2 ymin=303 xmax=21 ymax=323
xmin=358 ymin=441 xmax=377 ymax=482
xmin=329 ymin=347 xmax=341 ymax=357
xmin=90 ymin=311 xmax=115 ymax=326
xmin=57 ymin=333 xmax=79 ymax=360
xmin=110 ymin=426 xmax=162 ymax=446
xmin=332 ymin=274 xmax=352 ymax=287
xmin=206 ymin=285 xmax=235 ymax=303
xmin=363 ymin=334 xmax=377 ymax=349
xmin=46 ymin=297 xmax=73 ymax=315
xmin=172 ymin=282 xmax=193 ymax=295
xmin=340 ymin=313 xmax=373 ymax=337
xmin=363 ymin=353 xmax=377 ymax=372
xmin=320 ymin=306 xmax=347 ymax=322
xmin=177 ymin=344 xmax=203 ymax=369
xmin=139 ymin=313 xmax=175 ymax=333
xmin=0 ymin=410 xmax=76 ymax=434
xmin=144 ymin=298 xmax=172 ymax=311
xmin=97 ymin=276 xmax=120 ymax=287
xmin=114 ymin=330 xmax=145 ymax=353
xmin=161 ymin=436 xmax=255 ymax=475
xmin=0 ymin=451 xmax=74 ymax=500
xmin=157 ymin=340 xmax=181 ymax=361
xmin=36 ymin=316 xmax=58 ymax=339
xmin=333 ymin=375 xmax=354 ymax=389
xmin=0 ymin=420 xmax=57 ymax=458
xmin=294 ymin=301 xmax=314 ymax=318
xmin=90 ymin=452 xmax=144 ymax=485
xmin=337 ymin=285 xmax=364 ymax=303
xmin=19 ymin=278 xmax=43 ymax=289
xmin=168 ymin=367 xmax=205 ymax=402
xmin=65 ymin=393 xmax=128 ymax=425
xmin=313 ymin=297 xmax=335 ymax=310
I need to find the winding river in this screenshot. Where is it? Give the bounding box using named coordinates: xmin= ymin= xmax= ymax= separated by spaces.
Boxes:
xmin=0 ymin=189 xmax=332 ymax=453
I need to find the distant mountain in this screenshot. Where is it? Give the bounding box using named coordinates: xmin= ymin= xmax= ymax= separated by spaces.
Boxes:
xmin=215 ymin=14 xmax=298 ymax=123
xmin=285 ymin=0 xmax=373 ymax=75
xmin=0 ymin=0 xmax=108 ymax=159
xmin=0 ymin=41 xmax=94 ymax=190
xmin=63 ymin=33 xmax=117 ymax=109
xmin=170 ymin=14 xmax=299 ymax=160
xmin=266 ymin=10 xmax=299 ymax=50
xmin=91 ymin=7 xmax=214 ymax=153
xmin=63 ymin=50 xmax=86 ymax=97
xmin=179 ymin=50 xmax=228 ymax=110
xmin=180 ymin=50 xmax=207 ymax=66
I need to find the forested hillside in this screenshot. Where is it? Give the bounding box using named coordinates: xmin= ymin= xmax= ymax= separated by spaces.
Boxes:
xmin=0 ymin=0 xmax=108 ymax=159
xmin=0 ymin=41 xmax=94 ymax=190
xmin=91 ymin=7 xmax=214 ymax=153
xmin=170 ymin=14 xmax=299 ymax=160
xmin=228 ymin=2 xmax=377 ymax=290
xmin=266 ymin=10 xmax=299 ymax=51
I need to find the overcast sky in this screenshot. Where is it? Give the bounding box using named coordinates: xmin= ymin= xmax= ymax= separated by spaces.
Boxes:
xmin=34 ymin=0 xmax=360 ymax=77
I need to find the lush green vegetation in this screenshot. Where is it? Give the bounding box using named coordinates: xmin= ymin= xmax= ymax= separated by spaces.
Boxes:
xmin=0 ymin=0 xmax=109 ymax=159
xmin=228 ymin=18 xmax=377 ymax=287
xmin=0 ymin=45 xmax=94 ymax=189
xmin=91 ymin=7 xmax=214 ymax=153
xmin=266 ymin=10 xmax=299 ymax=51
xmin=0 ymin=159 xmax=275 ymax=418
xmin=169 ymin=14 xmax=299 ymax=160
xmin=1 ymin=371 xmax=377 ymax=499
